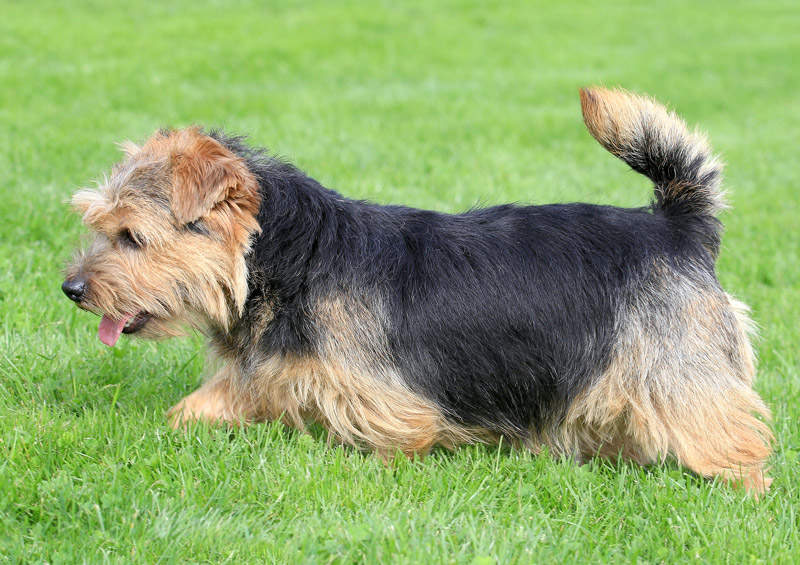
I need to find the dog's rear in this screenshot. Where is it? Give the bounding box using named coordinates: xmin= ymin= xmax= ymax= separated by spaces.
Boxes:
xmin=566 ymin=88 xmax=772 ymax=492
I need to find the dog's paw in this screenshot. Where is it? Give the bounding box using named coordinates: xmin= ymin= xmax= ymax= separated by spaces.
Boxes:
xmin=167 ymin=387 xmax=238 ymax=429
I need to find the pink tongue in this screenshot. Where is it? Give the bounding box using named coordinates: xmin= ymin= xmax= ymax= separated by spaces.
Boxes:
xmin=98 ymin=314 xmax=134 ymax=347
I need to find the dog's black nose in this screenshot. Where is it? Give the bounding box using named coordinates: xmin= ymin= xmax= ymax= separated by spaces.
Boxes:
xmin=62 ymin=278 xmax=87 ymax=303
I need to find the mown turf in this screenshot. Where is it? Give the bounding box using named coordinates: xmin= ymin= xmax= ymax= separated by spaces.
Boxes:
xmin=1 ymin=0 xmax=799 ymax=562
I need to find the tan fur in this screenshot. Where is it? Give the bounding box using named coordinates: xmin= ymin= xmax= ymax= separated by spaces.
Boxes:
xmin=117 ymin=140 xmax=141 ymax=158
xmin=66 ymin=128 xmax=262 ymax=333
xmin=727 ymin=294 xmax=758 ymax=384
xmin=168 ymin=365 xmax=245 ymax=425
xmin=556 ymin=264 xmax=772 ymax=492
xmin=171 ymin=294 xmax=477 ymax=457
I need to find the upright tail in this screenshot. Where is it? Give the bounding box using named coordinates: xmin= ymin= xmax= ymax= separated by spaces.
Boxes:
xmin=580 ymin=87 xmax=726 ymax=219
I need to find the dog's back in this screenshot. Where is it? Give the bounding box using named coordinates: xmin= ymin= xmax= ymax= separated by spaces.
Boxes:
xmin=242 ymin=88 xmax=771 ymax=491
xmin=237 ymin=88 xmax=772 ymax=491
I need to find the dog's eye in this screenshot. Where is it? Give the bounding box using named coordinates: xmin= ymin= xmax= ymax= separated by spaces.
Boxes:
xmin=118 ymin=228 xmax=142 ymax=249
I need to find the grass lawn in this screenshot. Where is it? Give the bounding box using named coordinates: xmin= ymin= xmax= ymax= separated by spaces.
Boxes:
xmin=2 ymin=0 xmax=799 ymax=562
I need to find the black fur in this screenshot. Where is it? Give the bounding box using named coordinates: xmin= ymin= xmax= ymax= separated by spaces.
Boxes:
xmin=621 ymin=125 xmax=723 ymax=256
xmin=209 ymin=131 xmax=719 ymax=438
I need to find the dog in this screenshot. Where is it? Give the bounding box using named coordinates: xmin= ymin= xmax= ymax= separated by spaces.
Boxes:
xmin=63 ymin=87 xmax=772 ymax=492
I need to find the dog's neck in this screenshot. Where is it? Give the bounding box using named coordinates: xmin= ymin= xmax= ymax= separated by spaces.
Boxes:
xmin=220 ymin=161 xmax=345 ymax=356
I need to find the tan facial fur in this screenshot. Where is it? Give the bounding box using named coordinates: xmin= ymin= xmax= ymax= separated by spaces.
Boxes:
xmin=65 ymin=128 xmax=261 ymax=337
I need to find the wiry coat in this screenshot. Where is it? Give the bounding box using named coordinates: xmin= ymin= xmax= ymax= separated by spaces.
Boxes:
xmin=64 ymin=88 xmax=772 ymax=492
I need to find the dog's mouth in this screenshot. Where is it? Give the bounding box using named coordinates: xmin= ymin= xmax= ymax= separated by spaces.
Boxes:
xmin=98 ymin=311 xmax=152 ymax=347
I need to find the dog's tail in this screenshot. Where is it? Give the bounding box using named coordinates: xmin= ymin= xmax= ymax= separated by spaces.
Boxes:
xmin=580 ymin=87 xmax=725 ymax=220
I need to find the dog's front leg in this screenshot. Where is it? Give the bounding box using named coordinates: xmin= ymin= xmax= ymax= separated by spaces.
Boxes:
xmin=167 ymin=364 xmax=250 ymax=428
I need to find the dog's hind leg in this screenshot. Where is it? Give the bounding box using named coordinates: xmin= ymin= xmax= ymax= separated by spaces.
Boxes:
xmin=658 ymin=295 xmax=773 ymax=492
xmin=561 ymin=281 xmax=772 ymax=493
xmin=657 ymin=384 xmax=772 ymax=492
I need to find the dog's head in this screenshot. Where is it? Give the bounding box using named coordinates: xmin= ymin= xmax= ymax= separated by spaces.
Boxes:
xmin=63 ymin=128 xmax=261 ymax=346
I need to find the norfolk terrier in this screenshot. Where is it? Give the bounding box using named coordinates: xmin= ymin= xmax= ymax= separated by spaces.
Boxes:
xmin=63 ymin=88 xmax=772 ymax=492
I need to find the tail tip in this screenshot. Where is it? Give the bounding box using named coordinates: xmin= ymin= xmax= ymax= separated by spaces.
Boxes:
xmin=578 ymin=87 xmax=595 ymax=119
xmin=578 ymin=86 xmax=601 ymax=108
xmin=578 ymin=86 xmax=628 ymax=146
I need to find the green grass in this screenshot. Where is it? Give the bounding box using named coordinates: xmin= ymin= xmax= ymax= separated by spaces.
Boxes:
xmin=2 ymin=0 xmax=799 ymax=562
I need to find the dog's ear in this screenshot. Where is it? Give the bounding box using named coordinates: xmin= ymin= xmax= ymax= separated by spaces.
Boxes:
xmin=170 ymin=131 xmax=259 ymax=225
